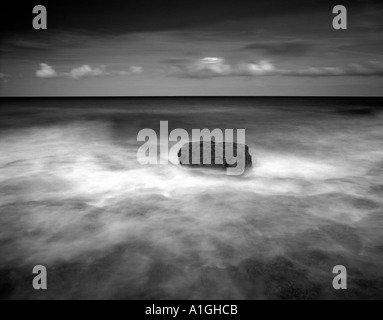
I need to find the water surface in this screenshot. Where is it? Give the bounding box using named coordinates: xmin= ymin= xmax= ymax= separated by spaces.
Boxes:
xmin=0 ymin=97 xmax=382 ymax=299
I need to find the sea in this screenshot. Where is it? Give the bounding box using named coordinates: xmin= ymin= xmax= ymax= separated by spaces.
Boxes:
xmin=0 ymin=97 xmax=382 ymax=299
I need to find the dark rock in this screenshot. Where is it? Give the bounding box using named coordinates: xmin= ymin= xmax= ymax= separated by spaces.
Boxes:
xmin=178 ymin=141 xmax=252 ymax=173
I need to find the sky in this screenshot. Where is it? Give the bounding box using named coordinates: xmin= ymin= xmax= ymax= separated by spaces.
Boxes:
xmin=1 ymin=0 xmax=383 ymax=96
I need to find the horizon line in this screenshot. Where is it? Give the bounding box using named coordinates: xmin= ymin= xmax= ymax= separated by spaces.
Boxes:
xmin=1 ymin=95 xmax=383 ymax=99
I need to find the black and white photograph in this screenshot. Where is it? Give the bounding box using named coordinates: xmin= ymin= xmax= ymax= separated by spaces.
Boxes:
xmin=0 ymin=0 xmax=383 ymax=303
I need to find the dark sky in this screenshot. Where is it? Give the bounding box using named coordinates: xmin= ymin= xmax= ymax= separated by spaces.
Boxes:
xmin=1 ymin=0 xmax=383 ymax=96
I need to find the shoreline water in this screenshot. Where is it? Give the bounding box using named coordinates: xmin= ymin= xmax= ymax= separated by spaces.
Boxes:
xmin=0 ymin=97 xmax=382 ymax=299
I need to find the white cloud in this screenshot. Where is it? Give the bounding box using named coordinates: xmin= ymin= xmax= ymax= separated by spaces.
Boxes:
xmin=293 ymin=62 xmax=383 ymax=77
xmin=114 ymin=66 xmax=143 ymax=76
xmin=130 ymin=66 xmax=143 ymax=74
xmin=169 ymin=57 xmax=279 ymax=78
xmin=237 ymin=61 xmax=276 ymax=76
xmin=36 ymin=64 xmax=144 ymax=80
xmin=196 ymin=57 xmax=231 ymax=75
xmin=168 ymin=57 xmax=383 ymax=78
xmin=36 ymin=63 xmax=58 ymax=78
xmin=68 ymin=65 xmax=107 ymax=79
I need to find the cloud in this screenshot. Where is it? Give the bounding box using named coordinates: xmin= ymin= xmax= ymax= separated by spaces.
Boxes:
xmin=168 ymin=57 xmax=277 ymax=78
xmin=69 ymin=65 xmax=143 ymax=79
xmin=36 ymin=63 xmax=58 ymax=78
xmin=131 ymin=66 xmax=143 ymax=74
xmin=243 ymin=40 xmax=313 ymax=56
xmin=68 ymin=65 xmax=107 ymax=79
xmin=167 ymin=57 xmax=383 ymax=78
xmin=105 ymin=66 xmax=143 ymax=77
xmin=36 ymin=64 xmax=143 ymax=80
xmin=292 ymin=62 xmax=383 ymax=77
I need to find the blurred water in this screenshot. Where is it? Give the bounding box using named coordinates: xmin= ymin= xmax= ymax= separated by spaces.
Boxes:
xmin=0 ymin=97 xmax=382 ymax=299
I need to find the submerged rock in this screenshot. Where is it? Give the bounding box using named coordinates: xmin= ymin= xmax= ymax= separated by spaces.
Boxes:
xmin=178 ymin=141 xmax=252 ymax=173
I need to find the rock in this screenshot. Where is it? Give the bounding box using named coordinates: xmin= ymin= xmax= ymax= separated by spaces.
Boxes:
xmin=178 ymin=140 xmax=252 ymax=173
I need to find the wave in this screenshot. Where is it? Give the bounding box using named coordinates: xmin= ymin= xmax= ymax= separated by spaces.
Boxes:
xmin=0 ymin=114 xmax=382 ymax=299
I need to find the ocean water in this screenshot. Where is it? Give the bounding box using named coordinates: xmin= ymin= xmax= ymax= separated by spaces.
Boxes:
xmin=0 ymin=97 xmax=382 ymax=300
